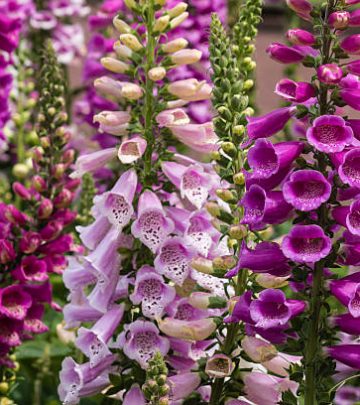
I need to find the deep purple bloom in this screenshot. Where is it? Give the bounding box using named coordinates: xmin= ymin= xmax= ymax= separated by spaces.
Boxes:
xmin=330 ymin=272 xmax=360 ymax=317
xmin=333 ymin=313 xmax=360 ymax=335
xmin=341 ymin=34 xmax=360 ymax=55
xmin=241 ymin=185 xmax=266 ymax=225
xmin=339 ymin=148 xmax=360 ymax=188
xmin=282 ymin=225 xmax=332 ymax=263
xmin=347 ymin=199 xmax=360 ymax=236
xmin=328 ymin=345 xmax=360 ymax=369
xmin=306 ymin=115 xmax=354 ymax=153
xmin=282 ymin=170 xmax=331 ymax=211
xmin=0 ymin=285 xmax=32 ymax=320
xmin=247 ymin=107 xmax=296 ymax=140
xmin=317 ymin=64 xmax=343 ymax=84
xmin=116 ymin=320 xmax=170 ymax=369
xmin=275 ymin=79 xmax=315 ymax=102
xmin=266 ymin=43 xmax=305 ymax=64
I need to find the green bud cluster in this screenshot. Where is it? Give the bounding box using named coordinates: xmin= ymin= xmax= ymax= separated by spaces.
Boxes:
xmin=142 ymin=352 xmax=170 ymax=405
xmin=77 ymin=173 xmax=96 ymax=226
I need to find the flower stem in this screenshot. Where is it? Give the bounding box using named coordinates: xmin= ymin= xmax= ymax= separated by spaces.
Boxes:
xmin=143 ymin=0 xmax=156 ymax=184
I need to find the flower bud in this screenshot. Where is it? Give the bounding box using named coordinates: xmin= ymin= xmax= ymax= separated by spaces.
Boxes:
xmin=162 ymin=38 xmax=188 ymax=53
xmin=221 ymin=141 xmax=237 ymax=157
xmin=256 ymin=274 xmax=289 ymax=289
xmin=0 ymin=240 xmax=16 ymax=264
xmin=170 ymin=12 xmax=189 ymax=29
xmin=205 ymin=354 xmax=234 ymax=378
xmin=286 ymin=28 xmax=315 ymax=46
xmin=101 ymin=57 xmax=131 ymax=74
xmin=229 ymin=224 xmax=248 ymax=240
xmin=114 ymin=41 xmax=132 ymax=59
xmin=205 ymin=202 xmax=221 ymax=217
xmin=19 ymin=232 xmax=41 ymax=254
xmin=148 ymin=67 xmax=166 ymax=81
xmin=286 ymin=0 xmax=312 ymax=21
xmin=189 ymin=292 xmax=227 ymax=310
xmin=124 ymin=0 xmax=136 ymax=10
xmin=54 ymin=189 xmax=73 ymax=208
xmin=56 ymin=322 xmax=76 ymax=344
xmin=216 ymin=188 xmax=237 ymax=203
xmin=266 ymin=42 xmax=304 ymax=64
xmin=341 ymin=34 xmax=360 ymax=55
xmin=158 ymin=317 xmax=218 ymax=341
xmin=328 ymin=11 xmax=350 ymax=29
xmin=12 ymin=163 xmax=29 ymax=179
xmin=38 ymin=198 xmax=54 ymax=219
xmin=12 ymin=182 xmax=31 ymax=200
xmin=154 ymin=15 xmax=170 ymax=32
xmin=191 ymin=257 xmax=213 ymax=274
xmin=350 ymin=10 xmax=360 ymax=27
xmin=113 ymin=16 xmax=131 ymax=33
xmin=212 ymin=255 xmax=237 ymax=271
xmin=121 ymin=83 xmax=143 ymax=100
xmin=32 ymin=175 xmax=46 ymax=192
xmin=170 ymin=49 xmax=202 ymax=65
xmin=52 ymin=163 xmax=65 ymax=179
xmin=120 ymin=34 xmax=143 ymax=51
xmin=40 ymin=221 xmax=63 ymax=241
xmin=242 ymin=336 xmax=277 ymax=363
xmin=167 ymin=2 xmax=187 ymax=18
xmin=233 ymin=172 xmax=245 ymax=185
xmin=317 ymin=64 xmax=343 ymax=84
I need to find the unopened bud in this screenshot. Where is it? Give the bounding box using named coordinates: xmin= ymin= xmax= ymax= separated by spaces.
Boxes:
xmin=154 ymin=15 xmax=170 ymax=32
xmin=120 ymin=34 xmax=143 ymax=51
xmin=216 ymin=188 xmax=237 ymax=203
xmin=233 ymin=172 xmax=245 ymax=185
xmin=191 ymin=257 xmax=213 ymax=274
xmin=229 ymin=224 xmax=247 ymax=240
xmin=12 ymin=163 xmax=29 ymax=179
xmin=101 ymin=57 xmax=131 ymax=74
xmin=40 ymin=136 xmax=51 ymax=149
xmin=189 ymin=292 xmax=227 ymax=310
xmin=170 ymin=12 xmax=189 ymax=29
xmin=221 ymin=141 xmax=237 ymax=157
xmin=212 ymin=255 xmax=237 ymax=271
xmin=148 ymin=67 xmax=166 ymax=81
xmin=12 ymin=182 xmax=31 ymax=200
xmin=205 ymin=202 xmax=220 ymax=217
xmin=243 ymin=79 xmax=254 ymax=90
xmin=162 ymin=38 xmax=188 ymax=53
xmin=168 ymin=2 xmax=187 ymax=18
xmin=38 ymin=198 xmax=54 ymax=219
xmin=124 ymin=0 xmax=136 ymax=10
xmin=113 ymin=16 xmax=131 ymax=33
xmin=52 ymin=164 xmax=65 ymax=179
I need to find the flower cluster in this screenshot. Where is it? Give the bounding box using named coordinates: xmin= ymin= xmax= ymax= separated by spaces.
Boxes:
xmin=59 ymin=1 xmax=233 ymax=403
xmin=223 ymin=0 xmax=360 ymax=403
xmin=0 ymin=40 xmax=77 ymax=368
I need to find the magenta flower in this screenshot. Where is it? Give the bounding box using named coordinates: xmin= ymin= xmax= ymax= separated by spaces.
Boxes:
xmin=117 ymin=320 xmax=170 ymax=369
xmin=333 ymin=313 xmax=360 ymax=335
xmin=131 ymin=190 xmax=174 ymax=253
xmin=346 ymin=200 xmax=360 ymax=236
xmin=75 ymin=305 xmax=124 ymax=367
xmin=71 ymin=147 xmax=117 ymax=179
xmin=130 ymin=265 xmax=176 ymax=319
xmin=286 ymin=0 xmax=313 ymax=21
xmin=339 ymin=74 xmax=360 ymax=111
xmin=317 ymin=64 xmax=343 ymax=84
xmin=266 ymin=43 xmax=305 ymax=64
xmin=341 ymin=34 xmax=360 ymax=55
xmin=339 ymin=148 xmax=360 ymax=188
xmin=286 ymin=29 xmax=315 ymax=46
xmin=275 ymin=78 xmax=315 ymax=103
xmin=282 ymin=170 xmax=331 ymax=211
xmin=327 ymin=345 xmax=360 ymax=369
xmin=247 ymin=107 xmax=296 ymax=140
xmin=247 ymin=139 xmax=279 ymax=179
xmin=241 ymin=184 xmax=266 ymax=225
xmin=123 ymin=385 xmax=146 ymax=405
xmin=347 ymin=60 xmax=360 ymax=76
xmin=335 ymin=386 xmax=360 ymax=405
xmin=330 ymin=272 xmax=360 ymax=317
xmin=249 ymin=289 xmax=305 ymax=329
xmin=12 ymin=256 xmax=48 ymax=283
xmin=282 ymin=225 xmax=332 ymax=263
xmin=0 ymin=285 xmax=32 ymax=320
xmin=306 ymin=115 xmax=354 ymax=153
xmin=328 ymin=11 xmax=350 ymax=29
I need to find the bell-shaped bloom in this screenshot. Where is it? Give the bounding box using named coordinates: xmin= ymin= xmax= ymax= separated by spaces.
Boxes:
xmin=94 ymin=76 xmax=125 ymax=100
xmin=328 ymin=345 xmax=360 ymax=369
xmin=169 ymin=122 xmax=219 ymax=153
xmin=123 ymin=385 xmax=146 ymax=405
xmin=130 ymin=265 xmax=176 ymax=318
xmin=247 ymin=140 xmax=303 ymax=184
xmin=339 ymin=148 xmax=360 ymax=188
xmin=0 ymin=318 xmax=22 ymax=347
xmin=282 ymin=224 xmax=331 ymax=263
xmin=346 ymin=200 xmax=360 ymax=236
xmin=156 ymin=108 xmax=190 ymax=127
xmin=154 ymin=237 xmax=194 ymax=285
xmin=262 ymin=191 xmax=293 ymax=225
xmin=0 ymin=239 xmax=16 ymax=264
xmin=286 ymin=0 xmax=312 ymax=20
xmin=348 ymin=120 xmax=360 ymax=142
xmin=0 ymin=285 xmax=32 ymax=320
xmin=335 ymin=386 xmax=360 ymax=405
xmin=23 ymin=304 xmax=48 ymax=335
xmin=205 ymin=354 xmax=234 ymax=378
xmin=162 ymin=161 xmax=213 ymax=209
xmin=244 ymin=372 xmax=299 ymax=405
xmin=12 ymin=256 xmax=48 ymax=283
xmin=118 ymin=136 xmax=147 ymax=164
xmin=333 ymin=313 xmax=360 ymax=335
xmin=168 ymin=372 xmax=201 ymax=400
xmin=317 ymin=64 xmax=343 ymax=84
xmin=341 ymin=35 xmax=360 ymax=55
xmin=158 ymin=317 xmax=217 ymax=341
xmin=347 ymin=61 xmax=360 ymax=76
xmin=282 ymin=170 xmax=331 ymax=211
xmin=306 ymin=115 xmax=354 ymax=153
xmin=93 ymin=110 xmax=131 ymax=135
xmin=249 ymin=289 xmax=305 ymax=329
xmin=339 ymin=74 xmax=360 ymax=111
xmin=286 ymin=29 xmax=315 ymax=46
xmin=75 ymin=305 xmax=124 ymax=367
xmin=266 ymin=43 xmax=305 ymax=64
xmin=275 ymin=79 xmax=315 ymax=102
xmin=131 ymin=190 xmax=174 ymax=253
xmin=71 ymin=147 xmax=117 ymax=179
xmin=58 ymin=355 xmax=115 ymax=404
xmin=330 ymin=272 xmax=360 ymax=317
xmin=241 ymin=184 xmax=266 ymax=225
xmin=227 ymin=242 xmax=290 ymax=278
xmin=116 ymin=320 xmax=169 ymax=369
xmin=168 ymin=79 xmax=212 ymax=102
xmin=247 ymin=107 xmax=296 ymax=140
xmin=329 ymin=11 xmax=350 ymax=29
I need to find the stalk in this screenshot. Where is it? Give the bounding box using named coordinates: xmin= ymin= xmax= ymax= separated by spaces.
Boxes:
xmin=303 ymin=1 xmax=336 ymax=403
xmin=143 ymin=0 xmax=156 ymax=183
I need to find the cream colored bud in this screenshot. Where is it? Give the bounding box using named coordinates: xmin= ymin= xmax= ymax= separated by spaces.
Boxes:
xmin=168 ymin=2 xmax=187 ymax=18
xmin=13 ymin=163 xmax=30 ymax=179
xmin=56 ymin=322 xmax=76 ymax=344
xmin=121 ymin=83 xmax=143 ymax=100
xmin=113 ymin=16 xmax=131 ymax=33
xmin=154 ymin=15 xmax=170 ymax=32
xmin=256 ymin=274 xmax=289 ymax=289
xmin=171 ymin=49 xmax=202 ymax=65
xmin=101 ymin=57 xmax=130 ymax=74
xmin=113 ymin=41 xmax=132 ymax=59
xmin=124 ymin=0 xmax=136 ymax=10
xmin=162 ymin=38 xmax=188 ymax=53
xmin=120 ymin=34 xmax=143 ymax=51
xmin=170 ymin=12 xmax=189 ymax=29
xmin=191 ymin=257 xmax=213 ymax=274
xmin=155 ymin=0 xmax=167 ymax=5
xmin=148 ymin=67 xmax=167 ymax=81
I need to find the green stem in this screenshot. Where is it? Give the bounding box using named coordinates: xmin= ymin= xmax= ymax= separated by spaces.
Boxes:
xmin=143 ymin=0 xmax=156 ymax=184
